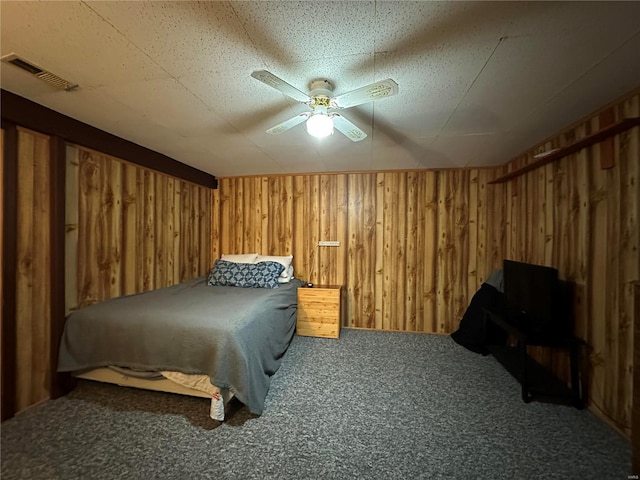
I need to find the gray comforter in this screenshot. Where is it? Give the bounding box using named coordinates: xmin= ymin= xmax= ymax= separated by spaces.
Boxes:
xmin=58 ymin=277 xmax=302 ymax=415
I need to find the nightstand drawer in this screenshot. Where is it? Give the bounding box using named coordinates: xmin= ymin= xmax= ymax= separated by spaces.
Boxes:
xmin=297 ymin=286 xmax=342 ymax=339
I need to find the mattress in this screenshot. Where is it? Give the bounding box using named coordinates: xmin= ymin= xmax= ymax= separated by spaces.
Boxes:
xmin=75 ymin=367 xmax=232 ymax=420
xmin=59 ymin=276 xmax=303 ymax=417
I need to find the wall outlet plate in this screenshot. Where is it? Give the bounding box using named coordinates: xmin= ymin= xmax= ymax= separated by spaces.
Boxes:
xmin=318 ymin=240 xmax=340 ymax=247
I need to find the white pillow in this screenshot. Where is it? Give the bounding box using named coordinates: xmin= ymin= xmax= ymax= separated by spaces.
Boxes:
xmin=277 ymin=266 xmax=295 ymax=283
xmin=221 ymin=253 xmax=259 ymax=264
xmin=256 ymin=255 xmax=293 ymax=278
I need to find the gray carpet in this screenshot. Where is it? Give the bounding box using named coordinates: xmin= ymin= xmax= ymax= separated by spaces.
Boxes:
xmin=1 ymin=329 xmax=631 ymax=479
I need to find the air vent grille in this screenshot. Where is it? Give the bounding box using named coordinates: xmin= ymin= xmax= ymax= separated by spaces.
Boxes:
xmin=1 ymin=53 xmax=78 ymax=91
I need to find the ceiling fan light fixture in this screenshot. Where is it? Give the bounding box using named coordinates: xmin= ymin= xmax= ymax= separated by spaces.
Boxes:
xmin=251 ymin=70 xmax=398 ymax=142
xmin=306 ymin=113 xmax=334 ymax=138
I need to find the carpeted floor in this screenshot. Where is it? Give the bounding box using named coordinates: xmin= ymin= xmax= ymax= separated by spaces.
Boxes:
xmin=1 ymin=329 xmax=631 ymax=479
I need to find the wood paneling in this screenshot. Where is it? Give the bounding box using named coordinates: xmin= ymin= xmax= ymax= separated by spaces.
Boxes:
xmin=633 ymin=281 xmax=640 ymax=473
xmin=15 ymin=128 xmax=51 ymax=412
xmin=2 ymin=114 xmax=215 ymax=420
xmin=65 ymin=146 xmax=212 ymax=312
xmin=493 ymin=92 xmax=640 ymax=438
xmin=212 ymin=170 xmax=503 ymax=334
xmin=211 ymin=93 xmax=638 ymax=442
xmin=1 ymin=124 xmax=19 ymax=421
xmin=1 ymin=129 xmax=4 ymax=411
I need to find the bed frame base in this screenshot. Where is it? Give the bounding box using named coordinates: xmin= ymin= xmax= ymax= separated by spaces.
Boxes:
xmin=75 ymin=368 xmax=211 ymax=399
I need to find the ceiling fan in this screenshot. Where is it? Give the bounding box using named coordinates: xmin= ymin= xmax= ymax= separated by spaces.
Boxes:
xmin=250 ymin=70 xmax=399 ymax=142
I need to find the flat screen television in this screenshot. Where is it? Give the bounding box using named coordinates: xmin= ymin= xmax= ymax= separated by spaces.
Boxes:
xmin=503 ymin=260 xmax=568 ymax=338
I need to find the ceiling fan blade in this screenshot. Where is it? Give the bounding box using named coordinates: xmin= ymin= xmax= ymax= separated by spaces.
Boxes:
xmin=266 ymin=112 xmax=310 ymax=134
xmin=331 ymin=114 xmax=367 ymax=142
xmin=331 ymin=79 xmax=399 ymax=109
xmin=251 ymin=70 xmax=311 ymax=103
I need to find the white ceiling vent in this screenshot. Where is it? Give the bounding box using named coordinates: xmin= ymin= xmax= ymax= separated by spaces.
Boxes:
xmin=1 ymin=53 xmax=78 ymax=91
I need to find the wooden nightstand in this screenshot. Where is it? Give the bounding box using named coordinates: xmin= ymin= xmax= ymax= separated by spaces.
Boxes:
xmin=296 ymin=285 xmax=342 ymax=338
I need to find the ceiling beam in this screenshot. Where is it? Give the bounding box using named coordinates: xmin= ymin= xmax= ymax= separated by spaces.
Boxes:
xmin=0 ymin=90 xmax=217 ymax=189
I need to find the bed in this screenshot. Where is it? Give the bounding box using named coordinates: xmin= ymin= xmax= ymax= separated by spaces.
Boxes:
xmin=58 ymin=255 xmax=302 ymax=420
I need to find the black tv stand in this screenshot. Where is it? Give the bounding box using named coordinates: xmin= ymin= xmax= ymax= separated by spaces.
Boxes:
xmin=483 ymin=308 xmax=584 ymax=408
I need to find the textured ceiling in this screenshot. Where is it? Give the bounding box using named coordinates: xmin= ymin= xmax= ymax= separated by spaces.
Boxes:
xmin=2 ymin=1 xmax=640 ymax=177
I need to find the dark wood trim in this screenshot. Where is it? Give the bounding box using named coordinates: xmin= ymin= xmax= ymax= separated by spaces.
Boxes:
xmin=1 ymin=122 xmax=18 ymax=421
xmin=598 ymin=108 xmax=616 ymax=170
xmin=489 ymin=117 xmax=640 ymax=184
xmin=1 ymin=89 xmax=217 ymax=189
xmin=49 ymin=136 xmax=74 ymax=398
xmin=633 ymin=282 xmax=640 ymax=474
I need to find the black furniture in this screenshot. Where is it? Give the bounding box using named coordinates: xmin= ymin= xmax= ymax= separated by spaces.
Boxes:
xmin=451 ymin=283 xmax=506 ymax=355
xmin=483 ymin=260 xmax=583 ymax=408
xmin=483 ymin=308 xmax=583 ymax=408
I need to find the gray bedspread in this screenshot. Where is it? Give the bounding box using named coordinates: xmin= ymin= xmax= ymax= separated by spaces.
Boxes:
xmin=58 ymin=277 xmax=303 ymax=415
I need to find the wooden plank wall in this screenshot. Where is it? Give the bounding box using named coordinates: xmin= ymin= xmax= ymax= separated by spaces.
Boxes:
xmin=494 ymin=92 xmax=639 ymax=438
xmin=65 ymin=145 xmax=212 ymax=312
xmin=3 ymin=135 xmax=213 ymax=417
xmin=212 ymin=169 xmax=505 ymax=333
xmin=13 ymin=128 xmax=52 ymax=412
xmin=1 ymin=129 xmax=3 ymax=395
xmin=212 ymin=90 xmax=637 ymax=439
xmin=633 ymin=281 xmax=640 ymax=471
